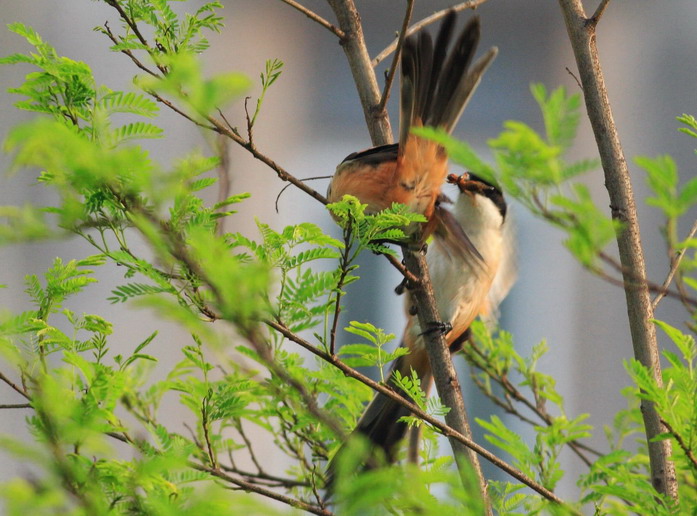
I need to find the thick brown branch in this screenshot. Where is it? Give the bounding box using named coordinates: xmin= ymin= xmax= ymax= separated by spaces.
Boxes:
xmin=326 ymin=0 xmax=392 ymax=145
xmin=402 ymin=250 xmax=491 ymax=513
xmin=557 ymin=0 xmax=677 ymax=499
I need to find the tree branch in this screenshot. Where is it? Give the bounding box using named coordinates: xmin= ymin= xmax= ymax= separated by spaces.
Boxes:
xmin=372 ymin=1 xmax=491 ymax=68
xmin=652 ymin=218 xmax=697 ymax=310
xmin=660 ymin=418 xmax=697 ymax=472
xmin=376 ymin=0 xmax=414 ymax=115
xmin=279 ymin=0 xmax=345 ymax=38
xmin=0 ymin=371 xmax=30 ymax=400
xmin=266 ymin=319 xmax=571 ymax=507
xmin=0 ymin=403 xmax=31 ymax=409
xmin=557 ymin=0 xmax=678 ymax=500
xmin=589 ymin=0 xmax=612 ymax=26
xmin=193 ymin=463 xmax=332 ymax=515
xmin=402 ymin=250 xmax=491 ymax=513
xmin=326 ymin=0 xmax=393 ymax=145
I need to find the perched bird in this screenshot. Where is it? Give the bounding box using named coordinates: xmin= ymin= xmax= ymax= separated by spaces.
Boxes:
xmin=346 ymin=172 xmax=515 ymax=465
xmin=325 ymin=12 xmax=510 ymax=494
xmin=326 ymin=11 xmax=497 ymax=251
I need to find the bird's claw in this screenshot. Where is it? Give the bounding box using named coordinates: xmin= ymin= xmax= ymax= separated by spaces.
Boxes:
xmin=419 ymin=321 xmax=452 ymax=337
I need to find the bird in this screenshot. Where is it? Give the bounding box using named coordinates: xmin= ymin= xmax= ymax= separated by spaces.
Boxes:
xmin=341 ymin=171 xmax=515 ymax=468
xmin=326 ymin=11 xmax=498 ymax=251
xmin=324 ymin=11 xmax=510 ymax=496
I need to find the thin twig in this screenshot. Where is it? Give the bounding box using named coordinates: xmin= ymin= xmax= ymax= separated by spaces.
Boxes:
xmin=212 ymin=115 xmax=329 ymax=204
xmin=234 ymin=420 xmax=267 ymax=475
xmin=660 ymin=418 xmax=697 ymax=471
xmin=102 ymin=22 xmax=159 ymax=77
xmin=386 ymin=253 xmax=419 ymax=285
xmin=201 ymin=398 xmax=218 ymax=469
xmin=214 ymin=133 xmax=231 ymax=236
xmin=377 ymin=0 xmax=415 ymax=114
xmin=372 ymin=0 xmax=491 ymax=67
xmin=219 ymin=463 xmax=309 ymax=488
xmin=0 ymin=371 xmax=30 ymax=400
xmin=465 ymin=342 xmax=600 ymax=466
xmin=279 ymin=0 xmax=345 ymax=38
xmin=598 ymin=251 xmax=697 ymax=308
xmin=329 ymin=225 xmax=354 ymax=355
xmin=275 ymin=175 xmax=331 ymax=213
xmin=192 ymin=463 xmax=332 ymax=515
xmin=0 ymin=403 xmax=31 ymax=409
xmin=652 ymin=218 xmax=697 ymax=310
xmin=104 ymin=0 xmax=168 ymax=75
xmin=565 ymin=66 xmax=583 ymax=92
xmin=589 ymin=0 xmax=612 ymax=26
xmin=149 ymin=91 xmax=217 ymax=131
xmin=531 ymin=192 xmax=696 ymax=308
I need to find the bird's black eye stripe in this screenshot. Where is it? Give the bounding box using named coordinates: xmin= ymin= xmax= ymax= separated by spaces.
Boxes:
xmin=485 ymin=189 xmax=507 ymax=220
xmin=467 ymin=172 xmax=507 ymax=219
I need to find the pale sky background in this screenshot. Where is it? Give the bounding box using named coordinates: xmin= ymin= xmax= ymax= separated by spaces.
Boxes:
xmin=0 ymin=0 xmax=695 ymax=510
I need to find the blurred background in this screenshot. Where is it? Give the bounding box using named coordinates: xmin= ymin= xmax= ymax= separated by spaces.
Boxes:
xmin=1 ymin=0 xmax=695 ymax=508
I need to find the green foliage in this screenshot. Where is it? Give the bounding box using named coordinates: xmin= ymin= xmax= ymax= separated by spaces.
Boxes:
xmin=467 ymin=321 xmax=591 ymax=501
xmin=328 ymin=194 xmax=427 ymax=257
xmin=1 ymin=3 xmax=696 ymax=515
xmin=636 ymin=154 xmax=697 ymax=219
xmin=340 ymin=321 xmax=404 ymax=382
xmin=250 ymin=58 xmax=284 ymax=128
xmin=417 ymin=84 xmax=616 ymax=267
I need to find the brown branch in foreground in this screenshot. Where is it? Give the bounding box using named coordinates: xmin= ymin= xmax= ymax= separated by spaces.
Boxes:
xmin=372 ymin=1 xmax=491 ymax=67
xmin=402 ymin=250 xmax=491 ymax=515
xmin=376 ymin=0 xmax=414 ymax=115
xmin=265 ymin=319 xmax=570 ymax=507
xmin=279 ymin=0 xmax=345 ymax=39
xmin=557 ymin=0 xmax=677 ymax=499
